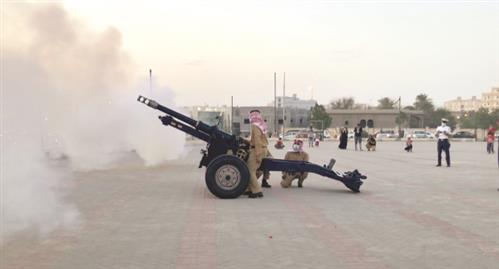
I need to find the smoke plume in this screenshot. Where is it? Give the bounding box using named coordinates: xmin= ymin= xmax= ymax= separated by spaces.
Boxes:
xmin=1 ymin=4 xmax=185 ymax=241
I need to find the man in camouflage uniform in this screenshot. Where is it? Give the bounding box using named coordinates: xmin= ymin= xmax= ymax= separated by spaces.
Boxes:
xmin=281 ymin=139 xmax=309 ymax=188
xmin=245 ymin=110 xmax=270 ymax=198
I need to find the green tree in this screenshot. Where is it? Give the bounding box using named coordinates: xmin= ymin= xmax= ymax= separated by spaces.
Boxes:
xmin=491 ymin=109 xmax=499 ymax=127
xmin=402 ymin=105 xmax=419 ymax=127
xmin=330 ymin=97 xmax=355 ymax=109
xmin=395 ymin=111 xmax=408 ymax=127
xmin=429 ymin=108 xmax=456 ymax=129
xmin=413 ymin=94 xmax=435 ymax=113
xmin=309 ymin=103 xmax=332 ymax=129
xmin=459 ymin=108 xmax=499 ymax=129
xmin=413 ymin=94 xmax=435 ymax=127
xmin=377 ymin=97 xmax=396 ymax=109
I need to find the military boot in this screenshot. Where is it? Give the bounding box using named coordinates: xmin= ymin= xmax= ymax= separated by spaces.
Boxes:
xmin=261 ymin=179 xmax=271 ymax=188
xmin=248 ymin=192 xmax=263 ymax=198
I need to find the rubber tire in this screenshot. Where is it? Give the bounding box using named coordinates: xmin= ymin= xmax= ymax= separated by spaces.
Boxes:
xmin=205 ymin=155 xmax=250 ymax=199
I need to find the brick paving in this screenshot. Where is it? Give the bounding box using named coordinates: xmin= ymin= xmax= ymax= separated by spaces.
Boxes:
xmin=1 ymin=141 xmax=498 ymax=269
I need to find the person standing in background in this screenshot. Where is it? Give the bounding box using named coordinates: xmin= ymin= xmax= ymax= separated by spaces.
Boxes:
xmin=487 ymin=124 xmax=496 ymax=154
xmin=338 ymin=126 xmax=348 ymax=150
xmin=487 ymin=133 xmax=495 ymax=154
xmin=405 ymin=135 xmax=413 ymax=152
xmin=435 ymin=118 xmax=452 ymax=167
xmin=366 ymin=134 xmax=376 ymax=151
xmin=308 ymin=126 xmax=314 ymax=148
xmin=354 ymin=123 xmax=363 ymax=151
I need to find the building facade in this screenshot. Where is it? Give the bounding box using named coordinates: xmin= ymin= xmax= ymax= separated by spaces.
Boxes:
xmin=182 ymin=105 xmax=231 ymax=132
xmin=185 ymin=103 xmax=427 ymax=136
xmin=328 ymin=109 xmax=425 ymax=129
xmin=232 ymin=106 xmax=310 ymax=136
xmin=482 ymin=87 xmax=499 ymax=111
xmin=443 ymin=87 xmax=499 ymax=112
xmin=272 ymin=94 xmax=316 ymax=110
xmin=444 ymin=96 xmax=482 ymax=112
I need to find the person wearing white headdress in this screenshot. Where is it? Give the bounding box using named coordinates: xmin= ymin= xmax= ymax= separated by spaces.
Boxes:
xmin=245 ymin=109 xmax=270 ymax=198
xmin=280 ymin=139 xmax=309 ymax=188
xmin=435 ymin=118 xmax=452 ymax=167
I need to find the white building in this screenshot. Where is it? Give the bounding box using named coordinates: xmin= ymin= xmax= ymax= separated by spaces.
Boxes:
xmin=482 ymin=87 xmax=499 ymax=111
xmin=271 ymin=94 xmax=317 ymax=110
xmin=182 ymin=105 xmax=230 ymax=130
xmin=443 ymin=87 xmax=499 ymax=112
xmin=444 ymin=96 xmax=482 ymax=112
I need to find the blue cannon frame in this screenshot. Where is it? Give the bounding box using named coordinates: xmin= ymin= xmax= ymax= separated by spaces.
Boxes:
xmin=137 ymin=95 xmax=366 ymax=192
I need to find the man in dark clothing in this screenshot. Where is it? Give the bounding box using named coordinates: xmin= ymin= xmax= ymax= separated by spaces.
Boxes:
xmin=354 ymin=124 xmax=363 ymax=151
xmin=308 ymin=126 xmax=314 ymax=148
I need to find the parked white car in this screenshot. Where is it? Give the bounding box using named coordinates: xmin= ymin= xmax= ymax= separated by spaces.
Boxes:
xmin=412 ymin=130 xmax=434 ymax=139
xmin=283 ymin=131 xmax=298 ymax=140
xmin=376 ymin=130 xmax=397 ymax=140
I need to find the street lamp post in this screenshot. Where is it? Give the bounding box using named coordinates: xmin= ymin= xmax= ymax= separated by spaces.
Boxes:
xmin=474 ymin=114 xmax=478 ymax=142
xmin=397 ymin=96 xmax=402 ymax=140
xmin=274 ymin=72 xmax=277 ymax=137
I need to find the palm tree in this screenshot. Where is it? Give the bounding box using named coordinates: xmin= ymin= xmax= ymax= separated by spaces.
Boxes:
xmin=413 ymin=94 xmax=434 ymax=113
xmin=330 ymin=97 xmax=355 ymax=109
xmin=395 ymin=112 xmax=408 ymax=127
xmin=377 ymin=97 xmax=396 ymax=109
xmin=413 ymin=94 xmax=435 ymax=128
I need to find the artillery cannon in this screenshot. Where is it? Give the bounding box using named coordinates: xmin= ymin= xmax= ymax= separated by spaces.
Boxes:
xmin=137 ymin=95 xmax=366 ymax=198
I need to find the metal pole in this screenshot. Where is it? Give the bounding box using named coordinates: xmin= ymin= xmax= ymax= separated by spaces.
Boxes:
xmin=274 ymin=72 xmax=277 ymax=137
xmin=398 ymin=96 xmax=402 ymax=138
xmin=231 ymin=96 xmax=234 ymax=134
xmin=283 ymin=72 xmax=286 ymax=136
xmin=474 ymin=114 xmax=477 ymax=142
xmin=149 ymin=69 xmax=152 ymax=96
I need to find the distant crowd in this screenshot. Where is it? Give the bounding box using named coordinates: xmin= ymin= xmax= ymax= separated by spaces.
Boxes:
xmin=246 ymin=110 xmax=498 ymax=198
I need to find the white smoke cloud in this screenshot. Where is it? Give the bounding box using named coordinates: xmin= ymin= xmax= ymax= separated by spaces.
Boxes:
xmin=1 ymin=4 xmax=185 ymax=241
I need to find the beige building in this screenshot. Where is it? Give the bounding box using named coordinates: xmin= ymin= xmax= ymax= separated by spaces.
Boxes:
xmin=328 ymin=109 xmax=425 ymax=129
xmin=444 ymin=87 xmax=499 ymax=112
xmin=482 ymin=87 xmax=499 ymax=111
xmin=444 ymin=96 xmax=482 ymax=112
xmin=271 ymin=94 xmax=317 ymax=110
xmin=182 ymin=105 xmax=231 ymax=131
xmin=232 ymin=106 xmax=310 ymax=136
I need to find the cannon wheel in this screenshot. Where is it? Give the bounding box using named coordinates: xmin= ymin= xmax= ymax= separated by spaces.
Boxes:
xmin=205 ymin=155 xmax=250 ymax=199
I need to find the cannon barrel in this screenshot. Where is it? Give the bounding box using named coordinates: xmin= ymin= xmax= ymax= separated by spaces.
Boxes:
xmin=137 ymin=95 xmax=237 ymax=144
xmin=138 ymin=95 xmax=202 ymax=128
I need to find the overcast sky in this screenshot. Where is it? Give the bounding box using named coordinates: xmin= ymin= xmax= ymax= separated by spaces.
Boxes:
xmin=63 ymin=0 xmax=499 ymax=107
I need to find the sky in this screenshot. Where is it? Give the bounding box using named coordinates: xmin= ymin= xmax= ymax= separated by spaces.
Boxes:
xmin=42 ymin=0 xmax=499 ymax=107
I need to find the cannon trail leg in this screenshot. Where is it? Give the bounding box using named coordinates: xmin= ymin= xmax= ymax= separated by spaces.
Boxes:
xmin=260 ymin=158 xmax=366 ymax=192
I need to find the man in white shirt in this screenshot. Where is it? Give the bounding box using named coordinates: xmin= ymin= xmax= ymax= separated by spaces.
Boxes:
xmin=435 ymin=118 xmax=452 ymax=167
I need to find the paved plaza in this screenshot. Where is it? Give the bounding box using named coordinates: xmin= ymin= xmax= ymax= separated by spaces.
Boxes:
xmin=1 ymin=141 xmax=498 ymax=269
